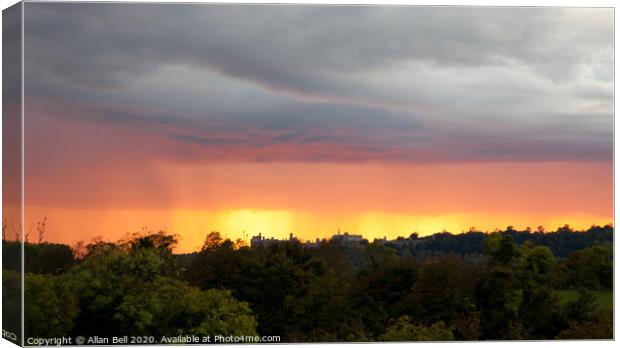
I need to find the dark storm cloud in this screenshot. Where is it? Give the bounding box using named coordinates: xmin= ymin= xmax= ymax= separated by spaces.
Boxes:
xmin=25 ymin=4 xmax=611 ymax=86
xmin=23 ymin=3 xmax=613 ymax=163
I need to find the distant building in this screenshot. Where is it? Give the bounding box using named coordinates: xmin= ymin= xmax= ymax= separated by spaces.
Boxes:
xmin=250 ymin=232 xmax=298 ymax=248
xmin=331 ymin=231 xmax=364 ymax=244
xmin=250 ymin=233 xmax=277 ymax=248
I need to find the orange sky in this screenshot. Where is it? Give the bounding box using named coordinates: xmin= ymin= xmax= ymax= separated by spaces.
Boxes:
xmin=24 ymin=160 xmax=612 ymax=253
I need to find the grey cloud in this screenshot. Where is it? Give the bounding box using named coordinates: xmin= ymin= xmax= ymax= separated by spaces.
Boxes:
xmin=3 ymin=3 xmax=21 ymax=101
xmin=24 ymin=4 xmax=612 ymax=91
xmin=22 ymin=3 xmax=613 ymax=164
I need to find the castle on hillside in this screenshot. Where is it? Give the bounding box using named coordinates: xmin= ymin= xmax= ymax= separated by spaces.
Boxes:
xmin=250 ymin=232 xmax=298 ymax=248
xmin=250 ymin=229 xmax=368 ymax=248
xmin=330 ymin=231 xmax=363 ymax=244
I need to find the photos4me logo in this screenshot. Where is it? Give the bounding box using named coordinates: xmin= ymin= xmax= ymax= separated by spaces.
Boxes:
xmin=3 ymin=329 xmax=17 ymax=341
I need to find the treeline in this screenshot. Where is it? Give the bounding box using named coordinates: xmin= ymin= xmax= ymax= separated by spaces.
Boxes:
xmin=4 ymin=224 xmax=613 ymax=275
xmin=384 ymin=224 xmax=613 ymax=259
xmin=2 ymin=225 xmax=613 ymax=341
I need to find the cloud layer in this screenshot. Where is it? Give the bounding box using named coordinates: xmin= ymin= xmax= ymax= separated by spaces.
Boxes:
xmin=24 ymin=3 xmax=613 ymax=165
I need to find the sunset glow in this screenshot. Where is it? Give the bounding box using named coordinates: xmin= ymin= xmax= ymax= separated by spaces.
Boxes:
xmin=24 ymin=159 xmax=612 ymax=252
xmin=18 ymin=4 xmax=612 ymax=253
xmin=24 ymin=207 xmax=612 ymax=253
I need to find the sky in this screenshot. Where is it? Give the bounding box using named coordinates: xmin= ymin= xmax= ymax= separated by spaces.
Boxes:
xmin=20 ymin=3 xmax=613 ymax=252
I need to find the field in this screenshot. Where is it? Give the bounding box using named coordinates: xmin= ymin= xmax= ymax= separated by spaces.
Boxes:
xmin=556 ymin=290 xmax=613 ymax=311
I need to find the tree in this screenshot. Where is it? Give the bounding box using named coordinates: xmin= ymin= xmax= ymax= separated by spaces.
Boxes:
xmin=365 ymin=242 xmax=399 ymax=270
xmin=562 ymin=289 xmax=598 ymax=323
xmin=453 ymin=311 xmax=481 ymax=340
xmin=122 ymin=230 xmax=178 ymax=255
xmin=557 ymin=313 xmax=612 ymax=339
xmin=282 ymin=263 xmax=368 ymax=342
xmin=24 ymin=242 xmax=76 ymax=275
xmin=60 ymin=232 xmax=256 ymax=337
xmin=518 ymin=284 xmax=561 ymax=338
xmin=484 ymin=234 xmax=520 ymax=267
xmin=201 ymin=231 xmax=224 ymax=252
xmin=186 ymin=233 xmax=253 ymax=293
xmin=563 ymin=244 xmax=612 ymax=290
xmin=380 ymin=316 xmax=454 ymax=341
xmin=474 ymin=267 xmax=521 ymax=339
xmin=407 ymin=256 xmax=478 ymax=325
xmin=187 ymin=240 xmax=358 ymax=340
xmin=356 ymin=258 xmax=418 ymax=320
xmin=347 ymin=254 xmax=421 ymax=339
xmin=519 ymin=244 xmax=555 ymax=281
xmin=516 ymin=244 xmax=561 ymax=338
xmin=557 ymin=285 xmax=613 ymax=340
xmin=477 ymin=235 xmax=521 ymax=339
xmin=24 ymin=273 xmax=78 ymax=338
xmin=114 ymin=277 xmax=256 ymax=336
xmin=2 ymin=270 xmax=22 ymax=341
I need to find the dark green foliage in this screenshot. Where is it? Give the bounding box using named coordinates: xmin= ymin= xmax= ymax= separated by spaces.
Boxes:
xmin=2 ymin=270 xmax=22 ymax=340
xmin=475 ymin=266 xmax=521 ymax=339
xmin=562 ymin=289 xmax=598 ymax=323
xmin=518 ymin=284 xmax=562 ymax=338
xmin=25 ymin=273 xmax=78 ymax=338
xmin=393 ymin=231 xmax=487 ymax=258
xmin=113 ymin=277 xmax=256 ymax=336
xmin=556 ymin=288 xmax=613 ymax=340
xmin=17 ymin=225 xmax=613 ymax=341
xmin=388 ymin=224 xmax=612 ymax=259
xmin=356 ymin=257 xmax=417 ymax=311
xmin=187 ymin=236 xmax=365 ymax=341
xmin=485 ymin=234 xmax=521 ymax=267
xmin=500 ymin=224 xmax=613 ymax=257
xmin=183 ymin=227 xmax=612 ymax=341
xmin=2 ymin=240 xmax=21 ymax=272
xmin=561 ymin=244 xmax=612 ymax=290
xmin=4 ymin=241 xmax=76 ymax=274
xmin=352 ymin=258 xmax=418 ymax=337
xmin=557 ymin=308 xmax=613 ymax=339
xmin=516 ymin=244 xmax=564 ymax=337
xmin=380 ymin=316 xmax=454 ymax=341
xmin=407 ymin=256 xmax=479 ymax=325
xmin=25 ymin=243 xmax=76 ymax=274
xmin=20 ymin=232 xmax=257 ymax=339
xmin=519 ymin=243 xmax=555 ymax=279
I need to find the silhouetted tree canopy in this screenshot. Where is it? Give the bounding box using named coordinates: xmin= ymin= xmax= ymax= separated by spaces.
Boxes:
xmin=4 ymin=224 xmax=613 ymax=341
